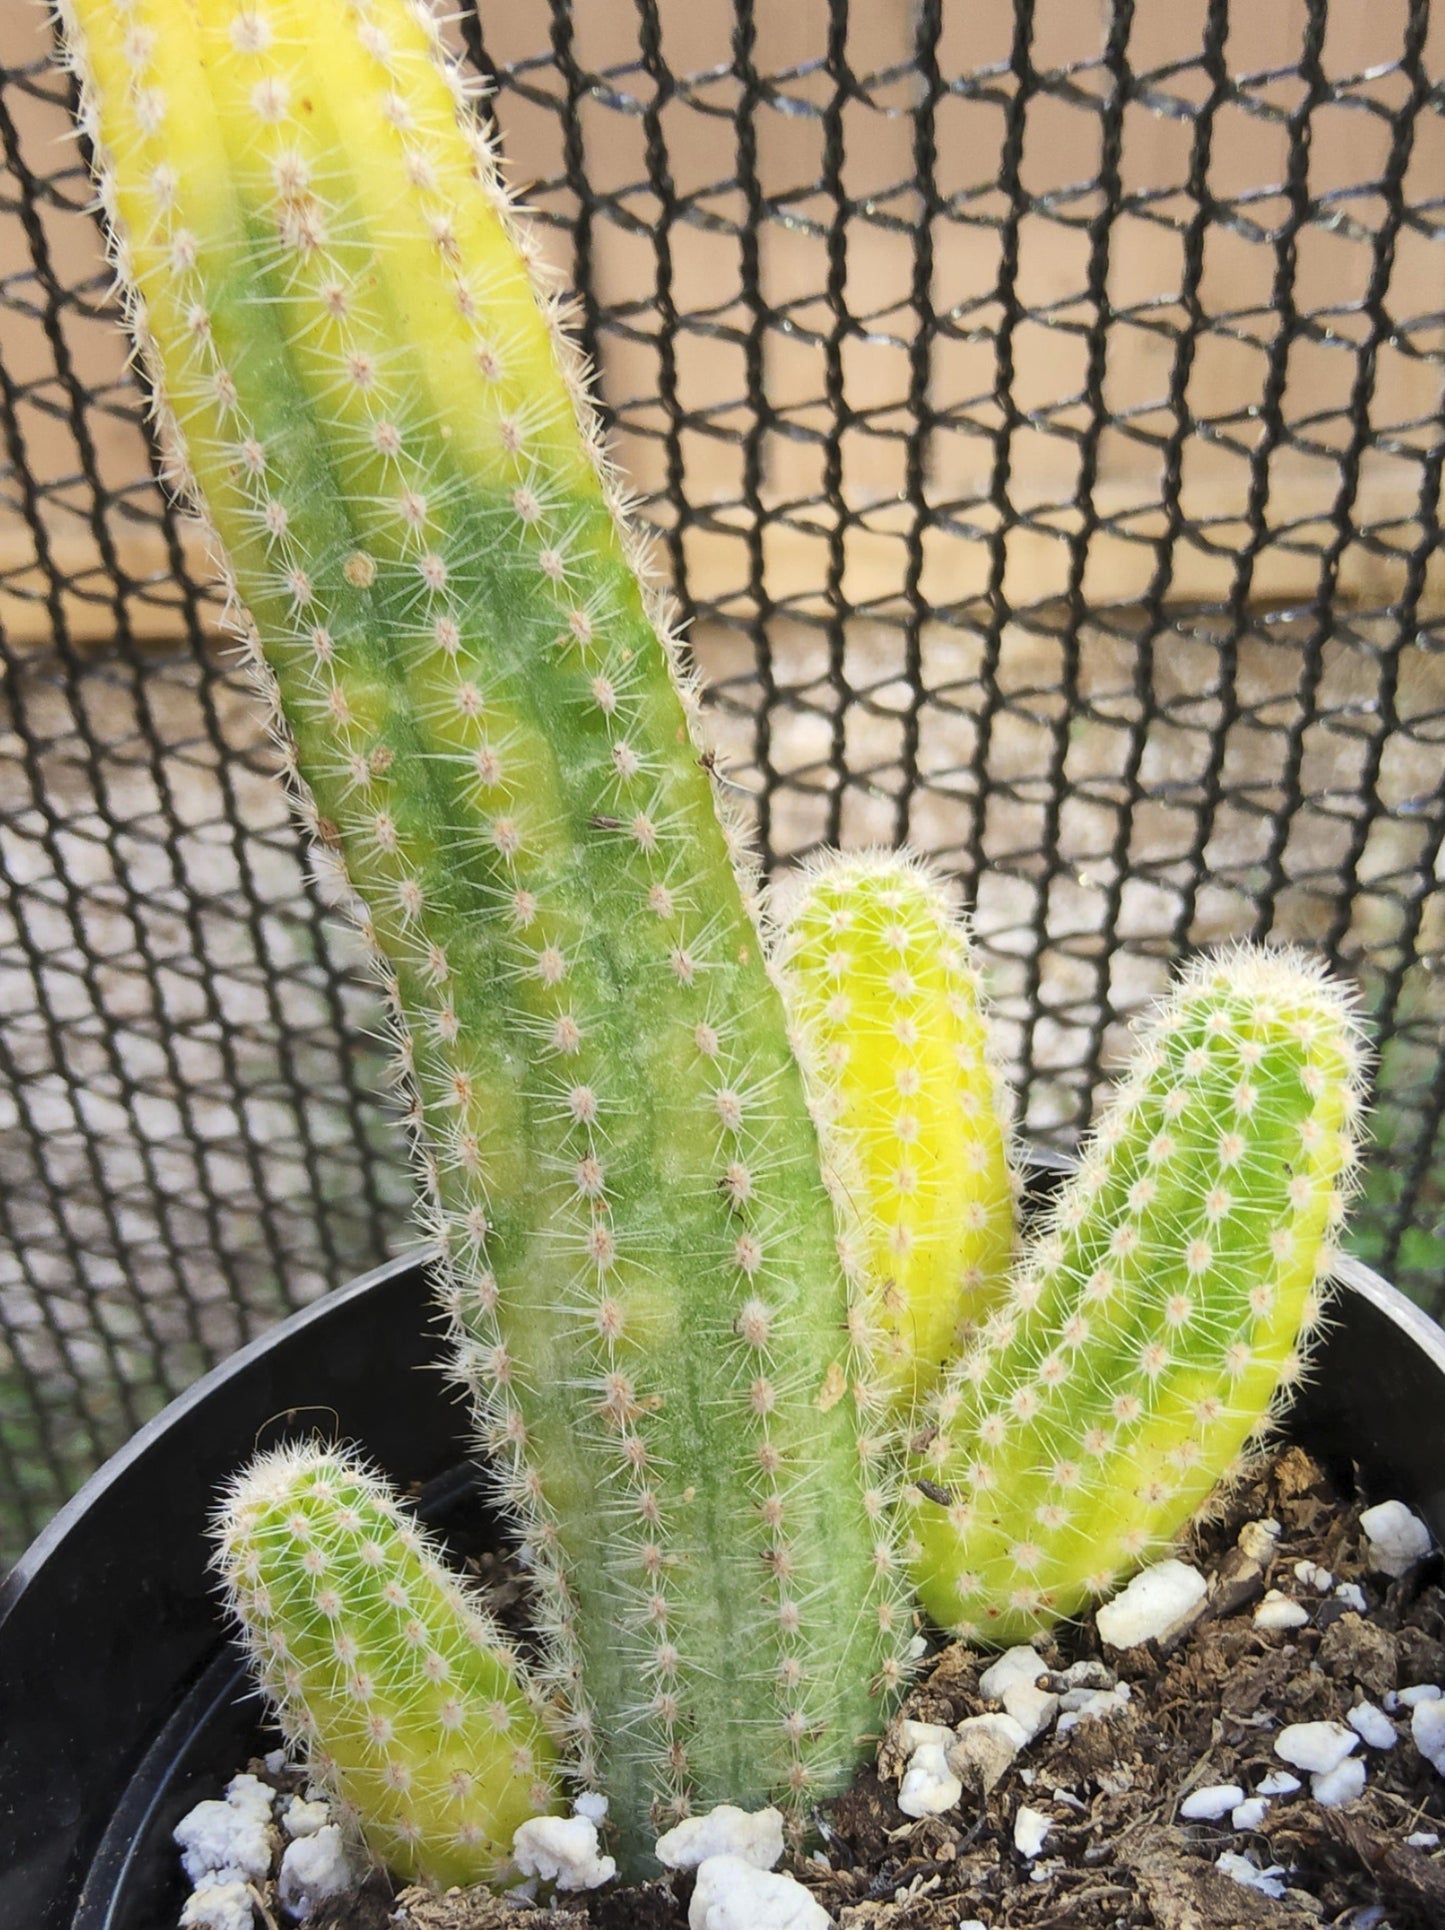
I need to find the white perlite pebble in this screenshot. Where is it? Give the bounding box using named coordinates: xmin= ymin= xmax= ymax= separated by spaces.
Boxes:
xmin=1294 ymin=1560 xmax=1334 ymax=1593
xmin=1406 ymin=1831 xmax=1440 ymax=1848
xmin=1360 ymin=1500 xmax=1434 ymax=1578
xmin=978 ymin=1646 xmax=1046 ymax=1701
xmin=173 ymin=1799 xmax=273 ymax=1888
xmin=1013 ymin=1806 xmax=1052 ymax=1859
xmin=1001 ymin=1679 xmax=1060 ymax=1742
xmin=655 ymin=1805 xmax=785 ymax=1872
xmin=1232 ymin=1798 xmax=1270 ymax=1830
xmin=573 ymin=1792 xmax=609 ymax=1824
xmin=1399 ymin=1683 xmax=1443 ymax=1707
xmin=1179 ymin=1783 xmax=1244 ymax=1821
xmin=976 ymin=1645 xmax=1059 ymax=1741
xmin=1311 ymin=1757 xmax=1367 ymax=1809
xmin=281 ymin=1797 xmax=331 ymax=1840
xmin=224 ymin=1775 xmax=274 ymax=1824
xmin=896 ymin=1719 xmax=956 ymax=1754
xmin=1095 ymin=1560 xmax=1207 ymax=1649
xmin=1274 ymin=1720 xmax=1359 ymax=1775
xmin=1334 ymin=1582 xmax=1368 ymax=1612
xmin=277 ymin=1826 xmax=355 ymax=1921
xmin=1412 ymin=1696 xmax=1445 ymax=1774
xmin=688 ymin=1853 xmax=830 ymax=1930
xmin=948 ymin=1712 xmax=1030 ymax=1794
xmin=897 ymin=1742 xmax=963 ymax=1818
xmin=1254 ymin=1590 xmax=1310 ymax=1631
xmin=1055 ymin=1685 xmax=1132 ymax=1734
xmin=1059 ymin=1660 xmax=1117 ymax=1690
xmin=179 ymin=1881 xmax=256 ymax=1930
xmin=1217 ymin=1852 xmax=1288 ymax=1899
xmin=1237 ymin=1518 xmax=1282 ymax=1564
xmin=1347 ymin=1703 xmax=1397 ymax=1751
xmin=1257 ymin=1770 xmax=1302 ymax=1796
xmin=513 ymin=1814 xmax=617 ymax=1892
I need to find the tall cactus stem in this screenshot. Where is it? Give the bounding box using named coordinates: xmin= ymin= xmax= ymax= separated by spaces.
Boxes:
xmin=906 ymin=944 xmax=1368 ymax=1647
xmin=56 ymin=0 xmax=912 ymax=1865
xmin=777 ymin=851 xmax=1016 ymax=1414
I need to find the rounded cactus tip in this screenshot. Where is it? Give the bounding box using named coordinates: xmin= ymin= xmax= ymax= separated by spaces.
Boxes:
xmin=212 ymin=1437 xmax=560 ymax=1892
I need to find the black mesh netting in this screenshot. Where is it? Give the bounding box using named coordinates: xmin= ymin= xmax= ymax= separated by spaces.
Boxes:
xmin=1 ymin=0 xmax=1442 ymax=1562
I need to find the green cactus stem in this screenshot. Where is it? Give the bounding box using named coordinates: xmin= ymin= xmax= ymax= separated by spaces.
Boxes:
xmin=58 ymin=0 xmax=910 ymax=1861
xmin=906 ymin=945 xmax=1368 ymax=1647
xmin=214 ymin=1442 xmax=559 ymax=1890
xmin=777 ymin=852 xmax=1015 ymax=1414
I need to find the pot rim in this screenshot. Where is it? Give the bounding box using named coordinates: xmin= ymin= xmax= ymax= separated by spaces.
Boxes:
xmin=0 ymin=1248 xmax=423 ymax=1620
xmin=6 ymin=1223 xmax=1444 ymax=1619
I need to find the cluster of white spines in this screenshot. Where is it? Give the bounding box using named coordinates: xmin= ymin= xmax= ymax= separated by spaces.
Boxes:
xmin=908 ymin=944 xmax=1367 ymax=1642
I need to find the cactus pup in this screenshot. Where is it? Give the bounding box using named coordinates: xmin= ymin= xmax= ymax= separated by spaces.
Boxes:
xmin=906 ymin=945 xmax=1368 ymax=1646
xmin=214 ymin=1443 xmax=559 ymax=1889
xmin=56 ymin=0 xmax=911 ymax=1863
xmin=777 ymin=852 xmax=1015 ymax=1413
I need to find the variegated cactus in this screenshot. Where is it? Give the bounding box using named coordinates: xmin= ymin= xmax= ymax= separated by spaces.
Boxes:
xmin=56 ymin=0 xmax=910 ymax=1868
xmin=777 ymin=852 xmax=1016 ymax=1413
xmin=56 ymin=0 xmax=1379 ymax=1890
xmin=215 ymin=1443 xmax=559 ymax=1889
xmin=906 ymin=945 xmax=1368 ymax=1646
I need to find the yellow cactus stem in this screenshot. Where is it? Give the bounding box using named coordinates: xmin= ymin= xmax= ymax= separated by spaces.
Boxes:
xmin=777 ymin=851 xmax=1017 ymax=1415
xmin=906 ymin=943 xmax=1370 ymax=1648
xmin=214 ymin=1442 xmax=561 ymax=1891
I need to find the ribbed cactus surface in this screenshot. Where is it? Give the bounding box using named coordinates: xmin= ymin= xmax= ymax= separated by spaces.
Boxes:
xmin=58 ymin=0 xmax=909 ymax=1860
xmin=907 ymin=946 xmax=1367 ymax=1646
xmin=778 ymin=853 xmax=1015 ymax=1413
xmin=215 ymin=1444 xmax=558 ymax=1889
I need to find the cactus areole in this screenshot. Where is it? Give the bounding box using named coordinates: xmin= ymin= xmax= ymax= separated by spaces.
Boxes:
xmin=58 ymin=0 xmax=911 ymax=1862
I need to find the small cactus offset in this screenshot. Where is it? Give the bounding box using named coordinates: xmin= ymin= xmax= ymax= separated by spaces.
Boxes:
xmin=214 ymin=1443 xmax=559 ymax=1890
xmin=906 ymin=945 xmax=1368 ymax=1647
xmin=58 ymin=0 xmax=910 ymax=1861
xmin=778 ymin=852 xmax=1016 ymax=1413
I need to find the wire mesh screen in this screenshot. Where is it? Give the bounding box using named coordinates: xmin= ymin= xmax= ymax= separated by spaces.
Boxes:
xmin=1 ymin=0 xmax=1442 ymax=1562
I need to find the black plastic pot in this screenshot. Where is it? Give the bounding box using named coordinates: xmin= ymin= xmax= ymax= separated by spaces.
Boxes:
xmin=3 ymin=1227 xmax=1443 ymax=1930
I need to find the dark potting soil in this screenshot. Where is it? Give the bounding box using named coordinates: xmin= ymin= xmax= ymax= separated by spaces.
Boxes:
xmin=229 ymin=1446 xmax=1444 ymax=1930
